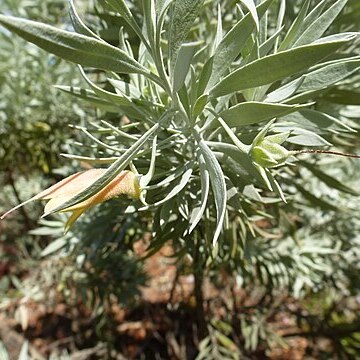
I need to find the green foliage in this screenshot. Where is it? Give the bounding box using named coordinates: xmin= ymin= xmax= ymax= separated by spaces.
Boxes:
xmin=2 ymin=0 xmax=357 ymax=250
xmin=0 ymin=0 xmax=359 ymax=357
xmin=0 ymin=1 xmax=94 ymax=175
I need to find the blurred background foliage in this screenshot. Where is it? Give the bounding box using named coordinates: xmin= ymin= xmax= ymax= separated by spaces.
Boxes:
xmin=0 ymin=0 xmax=359 ymax=359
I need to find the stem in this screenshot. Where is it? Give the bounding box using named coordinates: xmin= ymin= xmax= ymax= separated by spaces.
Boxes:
xmin=193 ymin=232 xmax=208 ymax=340
xmin=7 ymin=171 xmax=32 ymax=230
xmin=293 ymin=149 xmax=360 ymax=159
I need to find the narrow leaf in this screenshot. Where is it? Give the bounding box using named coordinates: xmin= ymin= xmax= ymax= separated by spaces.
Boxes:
xmin=55 ymin=86 xmax=121 ymax=112
xmin=169 ymin=0 xmax=204 ymax=68
xmin=240 ymin=0 xmax=259 ymax=32
xmin=301 ymin=161 xmax=358 ymax=195
xmin=78 ymin=66 xmax=132 ymax=106
xmin=278 ymin=0 xmax=311 ymax=51
xmin=0 ymin=15 xmax=149 ymax=76
xmin=139 ymin=168 xmax=193 ymax=210
xmin=287 ymin=130 xmax=331 ymax=147
xmin=297 ymin=56 xmax=360 ymax=93
xmin=293 ymin=183 xmax=338 ymax=211
xmin=105 ymin=0 xmax=144 ymax=42
xmin=293 ymin=0 xmax=348 ymax=47
xmin=69 ymin=0 xmax=100 ymax=39
xmin=173 ymin=42 xmax=197 ymax=92
xmin=208 ymin=141 xmax=267 ymax=187
xmin=188 ymin=153 xmax=210 ymax=234
xmin=210 ymin=34 xmax=355 ymax=97
xmin=219 ymin=102 xmax=307 ymax=128
xmin=265 ymin=77 xmax=304 ymax=103
xmin=198 ymin=137 xmax=227 ymax=245
xmin=212 ymin=4 xmax=223 ymax=55
xmin=207 ymin=0 xmax=273 ymax=89
xmin=108 ymin=78 xmax=141 ymax=98
xmin=279 ymin=108 xmax=354 ymax=133
xmin=143 ymin=0 xmax=156 ymax=44
xmin=40 ymin=238 xmax=67 ymax=256
xmin=259 ymin=26 xmax=283 ymax=57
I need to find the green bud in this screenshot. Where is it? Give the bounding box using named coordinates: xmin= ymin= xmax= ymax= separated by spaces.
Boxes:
xmin=251 ymin=137 xmax=289 ymax=168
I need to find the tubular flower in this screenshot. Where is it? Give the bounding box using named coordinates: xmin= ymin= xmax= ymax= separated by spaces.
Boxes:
xmin=1 ymin=169 xmax=141 ymax=232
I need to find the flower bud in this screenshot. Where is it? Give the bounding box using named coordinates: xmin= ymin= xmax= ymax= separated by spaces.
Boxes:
xmin=251 ymin=136 xmax=289 ymax=168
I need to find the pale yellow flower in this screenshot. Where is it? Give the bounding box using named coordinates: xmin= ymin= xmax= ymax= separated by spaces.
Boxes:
xmin=1 ymin=169 xmax=141 ymax=232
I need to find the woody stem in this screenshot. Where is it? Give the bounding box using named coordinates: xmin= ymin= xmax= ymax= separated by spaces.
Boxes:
xmin=293 ymin=149 xmax=360 ymax=159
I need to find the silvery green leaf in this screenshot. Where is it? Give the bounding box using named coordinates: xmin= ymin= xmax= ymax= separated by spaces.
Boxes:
xmin=278 ymin=0 xmax=311 ymax=51
xmin=251 ymin=120 xmax=275 ymax=147
xmin=139 ymin=167 xmax=193 ymax=210
xmin=293 ymin=0 xmax=348 ymax=47
xmin=29 ymin=226 xmax=64 ymax=236
xmin=197 ymin=57 xmax=214 ymax=97
xmin=219 ymin=102 xmax=307 ymax=128
xmin=108 ymin=78 xmax=141 ymax=98
xmin=69 ymin=0 xmax=100 ymax=39
xmin=105 ymin=0 xmax=144 ymax=42
xmin=139 ymin=136 xmax=158 ymax=188
xmin=156 ymin=0 xmax=173 ymax=15
xmin=210 ymin=33 xmax=356 ymax=97
xmin=60 ymin=154 xmax=116 ymax=164
xmin=193 ymin=94 xmax=208 ymax=119
xmin=214 ymin=115 xmax=249 ymax=153
xmin=145 ymin=161 xmax=194 ymax=190
xmin=212 ymin=4 xmax=223 ymax=56
xmin=287 ymin=129 xmax=331 ymax=147
xmin=143 ymin=0 xmax=156 ymax=44
xmin=240 ymin=0 xmax=259 ymax=32
xmin=0 ymin=15 xmax=149 ymax=76
xmin=265 ymin=77 xmax=304 ymax=103
xmin=198 ymin=139 xmax=227 ymax=246
xmin=274 ymin=0 xmax=286 ymax=51
xmin=55 ymin=86 xmax=122 ymax=112
xmin=259 ymin=26 xmax=283 ymax=57
xmin=299 ymin=246 xmax=336 ymax=256
xmin=295 ymin=0 xmax=327 ymax=38
xmin=243 ymin=184 xmax=263 ymax=202
xmin=296 ymin=56 xmax=360 ymax=93
xmin=173 ymin=42 xmax=198 ymax=92
xmin=267 ymin=172 xmax=286 ymax=202
xmin=188 ymin=152 xmax=209 ymax=234
xmin=255 ymin=164 xmax=273 ymax=191
xmin=78 ymin=66 xmax=133 ymax=106
xmin=156 ymin=0 xmax=174 ymax=46
xmin=207 ymin=0 xmax=273 ymax=89
xmin=40 ymin=238 xmax=68 ymax=257
xmin=279 ymin=109 xmax=354 ymax=133
xmin=169 ymin=0 xmax=204 ymax=69
xmin=210 ymin=142 xmax=265 ymax=187
xmin=300 ymin=162 xmax=358 ymax=195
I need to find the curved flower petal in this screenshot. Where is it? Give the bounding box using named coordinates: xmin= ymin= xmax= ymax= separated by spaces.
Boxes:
xmin=57 ymin=170 xmax=141 ymax=212
xmin=64 ymin=209 xmax=85 ymax=234
xmin=36 ymin=169 xmax=106 ymax=200
xmin=1 ymin=169 xmax=141 ymax=226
